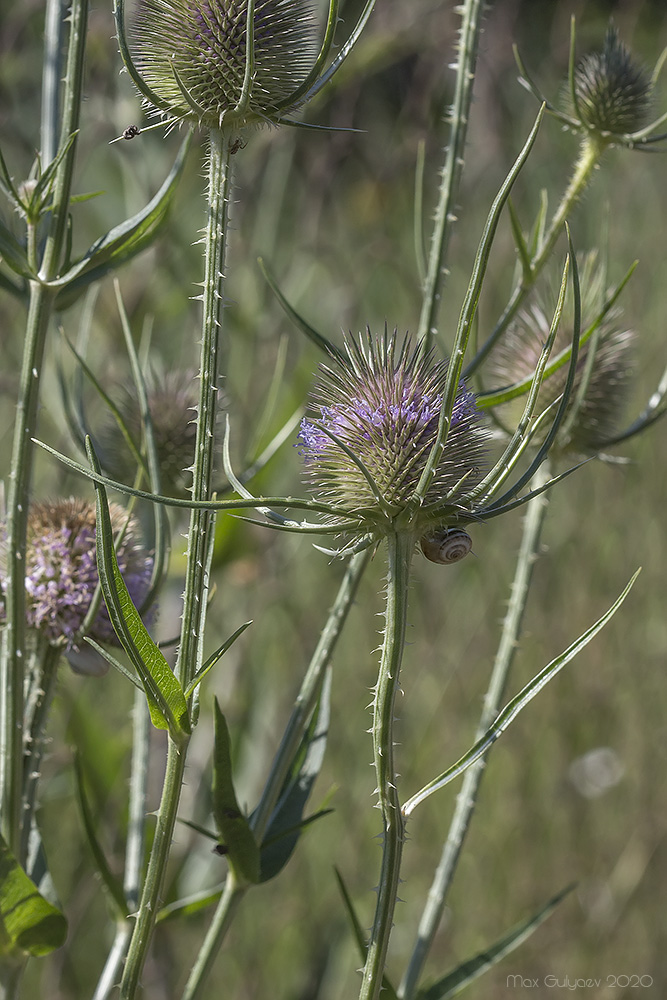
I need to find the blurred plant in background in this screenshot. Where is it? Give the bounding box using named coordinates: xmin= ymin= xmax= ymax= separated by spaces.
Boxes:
xmin=0 ymin=1 xmax=666 ymax=999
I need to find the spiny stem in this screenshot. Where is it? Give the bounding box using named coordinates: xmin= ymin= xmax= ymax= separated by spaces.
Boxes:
xmin=398 ymin=465 xmax=550 ymax=999
xmin=417 ymin=0 xmax=485 ymax=354
xmin=119 ymin=129 xmax=233 ymax=1000
xmin=359 ymin=531 xmax=413 ymax=1000
xmin=182 ymin=548 xmax=372 ymax=1000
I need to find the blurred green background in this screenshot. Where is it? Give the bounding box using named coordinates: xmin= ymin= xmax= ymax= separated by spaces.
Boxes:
xmin=1 ymin=0 xmax=667 ymax=997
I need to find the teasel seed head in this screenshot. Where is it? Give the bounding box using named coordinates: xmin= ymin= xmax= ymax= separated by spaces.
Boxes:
xmin=573 ymin=26 xmax=652 ymax=137
xmin=127 ymin=0 xmax=320 ymax=131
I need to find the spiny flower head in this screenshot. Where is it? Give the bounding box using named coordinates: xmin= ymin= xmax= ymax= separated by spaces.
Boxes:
xmin=100 ymin=369 xmax=199 ymax=497
xmin=0 ymin=498 xmax=154 ymax=655
xmin=489 ymin=254 xmax=635 ymax=456
xmin=573 ymin=26 xmax=652 ymax=137
xmin=126 ymin=0 xmax=320 ymax=131
xmin=298 ymin=331 xmax=488 ymax=538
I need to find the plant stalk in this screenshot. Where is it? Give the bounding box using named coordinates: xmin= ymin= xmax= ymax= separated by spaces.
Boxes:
xmin=358 ymin=531 xmax=413 ymax=1000
xmin=119 ymin=128 xmax=233 ymax=998
xmin=399 ymin=465 xmax=550 ymax=999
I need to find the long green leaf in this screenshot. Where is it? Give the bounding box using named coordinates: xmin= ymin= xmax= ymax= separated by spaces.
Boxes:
xmin=54 ymin=131 xmax=192 ymax=303
xmin=0 ymin=218 xmax=30 ymax=277
xmin=73 ymin=756 xmax=127 ymax=919
xmin=256 ymin=670 xmax=331 ymax=882
xmin=0 ymin=834 xmax=67 ymax=957
xmin=417 ymin=885 xmax=574 ymax=1000
xmin=212 ymin=700 xmax=261 ymax=886
xmin=184 ymin=621 xmax=252 ymax=699
xmin=403 ymin=569 xmax=640 ymax=817
xmin=86 ymin=438 xmax=190 ymax=741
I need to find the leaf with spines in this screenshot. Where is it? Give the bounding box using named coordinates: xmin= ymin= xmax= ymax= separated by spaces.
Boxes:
xmin=0 ymin=834 xmax=67 ymax=957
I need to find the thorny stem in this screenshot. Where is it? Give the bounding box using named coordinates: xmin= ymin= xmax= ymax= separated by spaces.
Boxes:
xmin=92 ymin=691 xmax=150 ymax=1000
xmin=398 ymin=465 xmax=551 ymax=999
xmin=417 ymin=0 xmax=485 ymax=354
xmin=182 ymin=548 xmax=371 ymax=1000
xmin=465 ymin=133 xmax=605 ymax=375
xmin=0 ymin=0 xmax=88 ymax=862
xmin=358 ymin=532 xmax=413 ymax=1000
xmin=119 ymin=128 xmax=233 ymax=999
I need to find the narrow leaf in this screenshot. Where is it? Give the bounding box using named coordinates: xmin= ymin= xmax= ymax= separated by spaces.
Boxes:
xmin=73 ymin=756 xmax=127 ymax=919
xmin=212 ymin=700 xmax=261 ymax=886
xmin=184 ymin=621 xmax=253 ymax=699
xmin=334 ymin=868 xmax=399 ymax=1000
xmin=258 ymin=256 xmax=343 ymax=360
xmin=55 ymin=131 xmax=192 ymax=303
xmin=0 ymin=834 xmax=67 ymax=957
xmin=417 ymin=884 xmax=575 ymax=1000
xmin=256 ymin=670 xmax=331 ymax=883
xmin=86 ymin=438 xmax=190 ymax=740
xmin=403 ymin=570 xmax=640 ymax=817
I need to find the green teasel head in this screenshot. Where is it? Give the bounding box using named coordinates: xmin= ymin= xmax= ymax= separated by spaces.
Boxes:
xmin=116 ymin=0 xmax=364 ymax=135
xmin=572 ymin=26 xmax=653 ymax=137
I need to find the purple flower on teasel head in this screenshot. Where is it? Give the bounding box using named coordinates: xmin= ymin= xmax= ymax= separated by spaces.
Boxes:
xmin=298 ymin=330 xmax=488 ymax=529
xmin=0 ymin=499 xmax=154 ymax=666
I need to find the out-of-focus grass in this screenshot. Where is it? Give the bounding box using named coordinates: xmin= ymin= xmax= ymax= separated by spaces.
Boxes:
xmin=2 ymin=0 xmax=667 ymax=997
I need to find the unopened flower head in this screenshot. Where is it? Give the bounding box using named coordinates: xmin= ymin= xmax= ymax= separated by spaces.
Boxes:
xmin=127 ymin=0 xmax=320 ymax=131
xmin=490 ymin=254 xmax=635 ymax=456
xmin=573 ymin=26 xmax=652 ymax=137
xmin=0 ymin=498 xmax=154 ymax=652
xmin=100 ymin=369 xmax=199 ymax=497
xmin=298 ymin=331 xmax=488 ymax=537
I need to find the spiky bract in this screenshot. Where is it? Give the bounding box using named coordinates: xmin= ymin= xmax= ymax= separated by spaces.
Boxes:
xmin=298 ymin=331 xmax=488 ymax=534
xmin=574 ymin=27 xmax=652 ymax=136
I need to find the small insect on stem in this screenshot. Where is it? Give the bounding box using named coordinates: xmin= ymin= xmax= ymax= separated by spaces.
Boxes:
xmin=109 ymin=124 xmax=141 ymax=145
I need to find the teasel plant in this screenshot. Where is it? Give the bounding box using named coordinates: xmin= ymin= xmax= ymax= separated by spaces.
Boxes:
xmin=2 ymin=2 xmax=666 ymax=997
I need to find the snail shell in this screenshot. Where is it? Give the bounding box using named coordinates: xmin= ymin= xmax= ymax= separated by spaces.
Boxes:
xmin=420 ymin=527 xmax=472 ymax=565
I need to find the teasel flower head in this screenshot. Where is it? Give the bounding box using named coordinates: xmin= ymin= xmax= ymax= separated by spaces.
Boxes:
xmin=99 ymin=369 xmax=199 ymax=497
xmin=572 ymin=26 xmax=652 ymax=137
xmin=117 ymin=0 xmax=360 ymax=135
xmin=0 ymin=499 xmax=154 ymax=670
xmin=297 ymin=330 xmax=489 ymax=554
xmin=516 ymin=21 xmax=665 ymax=151
xmin=489 ymin=253 xmax=635 ymax=457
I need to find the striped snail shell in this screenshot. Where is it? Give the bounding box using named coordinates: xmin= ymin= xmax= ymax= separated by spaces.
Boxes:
xmin=420 ymin=527 xmax=472 ymax=565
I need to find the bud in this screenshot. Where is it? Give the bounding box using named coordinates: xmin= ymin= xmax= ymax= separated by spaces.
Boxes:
xmin=489 ymin=254 xmax=635 ymax=456
xmin=298 ymin=330 xmax=488 ymax=539
xmin=573 ymin=26 xmax=652 ymax=137
xmin=127 ymin=0 xmax=320 ymax=131
xmin=0 ymin=499 xmax=154 ymax=667
xmin=99 ymin=369 xmax=199 ymax=497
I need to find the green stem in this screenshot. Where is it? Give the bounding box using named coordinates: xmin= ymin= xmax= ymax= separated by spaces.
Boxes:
xmin=0 ymin=282 xmax=55 ymax=857
xmin=177 ymin=128 xmax=233 ymax=691
xmin=358 ymin=532 xmax=413 ymax=1000
xmin=120 ymin=129 xmax=233 ymax=999
xmin=417 ymin=0 xmax=485 ymax=353
xmin=20 ymin=641 xmax=61 ymax=863
xmin=0 ymin=0 xmax=88 ymax=862
xmin=398 ymin=465 xmax=550 ymax=999
xmin=466 ymin=133 xmax=605 ymax=374
xmin=119 ymin=739 xmax=189 ymax=1000
xmin=92 ymin=692 xmax=150 ymax=1000
xmin=182 ymin=548 xmax=372 ymax=1000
